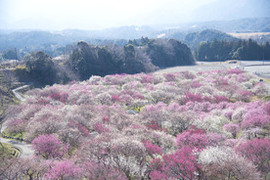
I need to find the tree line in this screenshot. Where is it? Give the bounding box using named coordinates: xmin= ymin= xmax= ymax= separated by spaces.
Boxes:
xmin=13 ymin=38 xmax=194 ymax=85
xmin=70 ymin=38 xmax=194 ymax=80
xmin=196 ymin=39 xmax=270 ymax=61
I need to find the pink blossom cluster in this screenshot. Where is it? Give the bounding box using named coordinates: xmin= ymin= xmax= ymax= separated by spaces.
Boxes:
xmin=3 ymin=69 xmax=270 ymax=179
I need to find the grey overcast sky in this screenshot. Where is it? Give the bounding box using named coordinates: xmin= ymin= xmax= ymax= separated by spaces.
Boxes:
xmin=0 ymin=0 xmax=269 ymax=30
xmin=0 ymin=0 xmax=216 ymax=30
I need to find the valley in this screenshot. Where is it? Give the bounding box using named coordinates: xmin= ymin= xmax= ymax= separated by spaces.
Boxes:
xmin=0 ymin=0 xmax=270 ymax=178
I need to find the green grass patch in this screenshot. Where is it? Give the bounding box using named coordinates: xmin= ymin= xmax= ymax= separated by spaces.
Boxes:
xmin=263 ymin=78 xmax=270 ymax=83
xmin=67 ymin=146 xmax=77 ymax=156
xmin=235 ymin=132 xmax=242 ymax=139
xmin=251 ymin=95 xmax=260 ymax=101
xmin=2 ymin=128 xmax=27 ymax=139
xmin=127 ymin=105 xmax=144 ymax=113
xmin=263 ymin=96 xmax=270 ymax=101
xmin=0 ymin=142 xmax=19 ymax=157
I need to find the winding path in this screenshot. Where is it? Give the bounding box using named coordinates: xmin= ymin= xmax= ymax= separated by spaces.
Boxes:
xmin=1 ymin=62 xmax=269 ymax=158
xmin=0 ymin=84 xmax=34 ymax=158
xmin=0 ymin=134 xmax=34 ymax=158
xmin=12 ymin=85 xmax=29 ymax=102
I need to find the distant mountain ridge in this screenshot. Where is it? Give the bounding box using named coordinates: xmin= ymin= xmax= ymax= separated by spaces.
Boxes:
xmin=192 ymin=0 xmax=270 ymax=22
xmin=0 ymin=17 xmax=269 ymax=58
xmin=167 ymin=29 xmax=238 ymax=50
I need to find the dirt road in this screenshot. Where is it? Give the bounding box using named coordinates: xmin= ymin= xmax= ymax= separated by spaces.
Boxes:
xmin=0 ymin=85 xmax=34 ymax=158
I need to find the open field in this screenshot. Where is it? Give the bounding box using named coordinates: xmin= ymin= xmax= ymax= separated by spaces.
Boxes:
xmin=237 ymin=61 xmax=270 ymax=79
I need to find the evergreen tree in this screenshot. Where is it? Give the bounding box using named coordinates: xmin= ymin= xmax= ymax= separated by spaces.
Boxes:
xmin=263 ymin=42 xmax=270 ymax=60
xmin=196 ymin=39 xmax=268 ymax=61
xmin=24 ymin=51 xmax=57 ymax=85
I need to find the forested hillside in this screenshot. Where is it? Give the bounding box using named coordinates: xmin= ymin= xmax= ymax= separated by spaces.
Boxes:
xmin=0 ymin=31 xmax=128 ymax=58
xmin=1 ymin=17 xmax=270 ymax=59
xmin=170 ymin=29 xmax=238 ymax=50
xmin=196 ymin=39 xmax=270 ymax=61
xmin=11 ymin=38 xmax=194 ymax=85
xmin=69 ymin=38 xmax=194 ymax=80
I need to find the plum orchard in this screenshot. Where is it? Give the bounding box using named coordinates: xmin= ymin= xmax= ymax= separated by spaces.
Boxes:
xmin=2 ymin=69 xmax=270 ymax=179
